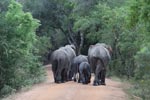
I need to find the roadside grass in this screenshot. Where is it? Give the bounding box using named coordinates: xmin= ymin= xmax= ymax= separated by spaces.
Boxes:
xmin=109 ymin=76 xmax=142 ymax=100
xmin=0 ymin=68 xmax=47 ymax=100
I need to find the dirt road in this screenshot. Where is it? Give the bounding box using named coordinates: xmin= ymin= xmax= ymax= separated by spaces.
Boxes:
xmin=4 ymin=65 xmax=129 ymax=100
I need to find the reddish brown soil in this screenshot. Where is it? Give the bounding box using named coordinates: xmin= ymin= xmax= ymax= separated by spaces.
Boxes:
xmin=3 ymin=65 xmax=129 ymax=100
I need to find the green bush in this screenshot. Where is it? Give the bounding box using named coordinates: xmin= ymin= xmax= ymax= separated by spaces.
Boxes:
xmin=35 ymin=36 xmax=52 ymax=64
xmin=0 ymin=0 xmax=45 ymax=97
xmin=132 ymin=45 xmax=150 ymax=100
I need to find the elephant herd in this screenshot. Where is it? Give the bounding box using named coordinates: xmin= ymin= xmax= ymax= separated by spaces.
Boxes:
xmin=50 ymin=43 xmax=112 ymax=86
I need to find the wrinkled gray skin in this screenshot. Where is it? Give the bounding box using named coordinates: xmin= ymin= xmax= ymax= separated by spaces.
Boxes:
xmin=79 ymin=62 xmax=91 ymax=84
xmin=71 ymin=55 xmax=88 ymax=82
xmin=88 ymin=43 xmax=111 ymax=86
xmin=51 ymin=44 xmax=76 ymax=83
xmin=51 ymin=49 xmax=69 ymax=83
xmin=61 ymin=45 xmax=76 ymax=81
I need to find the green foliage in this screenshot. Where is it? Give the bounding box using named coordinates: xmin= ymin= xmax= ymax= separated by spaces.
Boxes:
xmin=0 ymin=1 xmax=45 ymax=96
xmin=20 ymin=0 xmax=72 ymax=49
xmin=131 ymin=45 xmax=150 ymax=100
xmin=0 ymin=0 xmax=150 ymax=99
xmin=134 ymin=46 xmax=150 ymax=80
xmin=73 ymin=1 xmax=150 ymax=99
xmin=125 ymin=0 xmax=150 ymax=99
xmin=35 ymin=36 xmax=52 ymax=63
xmin=74 ymin=3 xmax=114 ymax=44
xmin=131 ymin=79 xmax=150 ymax=100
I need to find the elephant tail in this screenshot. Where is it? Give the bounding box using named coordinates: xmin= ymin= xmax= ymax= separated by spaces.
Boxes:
xmin=98 ymin=58 xmax=106 ymax=70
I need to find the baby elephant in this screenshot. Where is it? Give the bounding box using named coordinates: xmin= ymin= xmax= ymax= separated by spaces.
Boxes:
xmin=79 ymin=62 xmax=91 ymax=84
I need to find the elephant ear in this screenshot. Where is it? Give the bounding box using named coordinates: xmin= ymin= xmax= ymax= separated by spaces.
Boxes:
xmin=70 ymin=44 xmax=76 ymax=50
xmin=107 ymin=45 xmax=112 ymax=54
xmin=96 ymin=43 xmax=112 ymax=54
xmin=102 ymin=44 xmax=113 ymax=55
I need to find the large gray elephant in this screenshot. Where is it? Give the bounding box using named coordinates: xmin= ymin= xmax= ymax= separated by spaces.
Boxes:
xmin=51 ymin=44 xmax=76 ymax=83
xmin=88 ymin=43 xmax=112 ymax=86
xmin=71 ymin=55 xmax=88 ymax=82
xmin=61 ymin=45 xmax=76 ymax=81
xmin=51 ymin=49 xmax=69 ymax=83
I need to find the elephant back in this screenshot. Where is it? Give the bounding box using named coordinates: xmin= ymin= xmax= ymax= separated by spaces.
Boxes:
xmin=88 ymin=44 xmax=111 ymax=67
xmin=62 ymin=45 xmax=76 ymax=61
xmin=73 ymin=55 xmax=88 ymax=64
xmin=79 ymin=62 xmax=90 ymax=70
xmin=51 ymin=48 xmax=69 ymax=62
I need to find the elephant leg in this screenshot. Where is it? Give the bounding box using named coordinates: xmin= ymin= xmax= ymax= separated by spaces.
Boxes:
xmin=55 ymin=69 xmax=62 ymax=83
xmin=93 ymin=68 xmax=101 ymax=86
xmin=52 ymin=71 xmax=56 ymax=83
xmin=73 ymin=73 xmax=77 ymax=82
xmin=87 ymin=72 xmax=91 ymax=84
xmin=73 ymin=65 xmax=78 ymax=82
xmin=68 ymin=70 xmax=73 ymax=81
xmin=67 ymin=63 xmax=72 ymax=81
xmin=61 ymin=69 xmax=68 ymax=83
xmin=93 ymin=60 xmax=102 ymax=86
xmin=87 ymin=67 xmax=91 ymax=84
xmin=78 ymin=72 xmax=82 ymax=83
xmin=101 ymin=69 xmax=106 ymax=85
xmin=52 ymin=60 xmax=58 ymax=83
xmin=98 ymin=71 xmax=102 ymax=84
xmin=67 ymin=70 xmax=71 ymax=81
xmin=72 ymin=67 xmax=76 ymax=82
xmin=79 ymin=71 xmax=85 ymax=84
xmin=82 ymin=75 xmax=86 ymax=84
xmin=84 ymin=73 xmax=89 ymax=84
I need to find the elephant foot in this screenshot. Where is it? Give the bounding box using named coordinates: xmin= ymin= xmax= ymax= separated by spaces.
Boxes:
xmin=83 ymin=82 xmax=88 ymax=85
xmin=93 ymin=80 xmax=100 ymax=86
xmin=67 ymin=79 xmax=72 ymax=81
xmin=101 ymin=82 xmax=106 ymax=85
xmin=74 ymin=78 xmax=76 ymax=82
xmin=88 ymin=80 xmax=91 ymax=83
xmin=98 ymin=80 xmax=101 ymax=85
xmin=78 ymin=80 xmax=82 ymax=83
xmin=61 ymin=80 xmax=66 ymax=83
xmin=55 ymin=80 xmax=62 ymax=83
xmin=93 ymin=82 xmax=99 ymax=86
xmin=82 ymin=80 xmax=88 ymax=84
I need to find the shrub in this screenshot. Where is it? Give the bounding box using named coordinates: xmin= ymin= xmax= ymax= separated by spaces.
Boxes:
xmin=0 ymin=0 xmax=45 ymax=97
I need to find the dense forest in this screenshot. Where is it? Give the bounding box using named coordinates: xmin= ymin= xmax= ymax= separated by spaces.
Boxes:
xmin=0 ymin=0 xmax=150 ymax=99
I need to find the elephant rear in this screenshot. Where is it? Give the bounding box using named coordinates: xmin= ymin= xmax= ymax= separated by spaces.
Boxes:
xmin=79 ymin=62 xmax=91 ymax=84
xmin=51 ymin=49 xmax=69 ymax=83
xmin=71 ymin=55 xmax=88 ymax=82
xmin=88 ymin=43 xmax=112 ymax=86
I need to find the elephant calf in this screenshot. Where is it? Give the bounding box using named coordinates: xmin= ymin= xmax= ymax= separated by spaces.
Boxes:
xmin=79 ymin=62 xmax=91 ymax=84
xmin=71 ymin=55 xmax=88 ymax=82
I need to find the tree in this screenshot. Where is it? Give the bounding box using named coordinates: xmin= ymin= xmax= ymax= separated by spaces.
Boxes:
xmin=0 ymin=0 xmax=45 ymax=96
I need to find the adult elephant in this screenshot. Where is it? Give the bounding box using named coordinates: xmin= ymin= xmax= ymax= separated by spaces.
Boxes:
xmin=79 ymin=62 xmax=91 ymax=84
xmin=51 ymin=48 xmax=69 ymax=83
xmin=71 ymin=55 xmax=88 ymax=82
xmin=51 ymin=44 xmax=76 ymax=83
xmin=88 ymin=43 xmax=112 ymax=86
xmin=61 ymin=45 xmax=76 ymax=81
